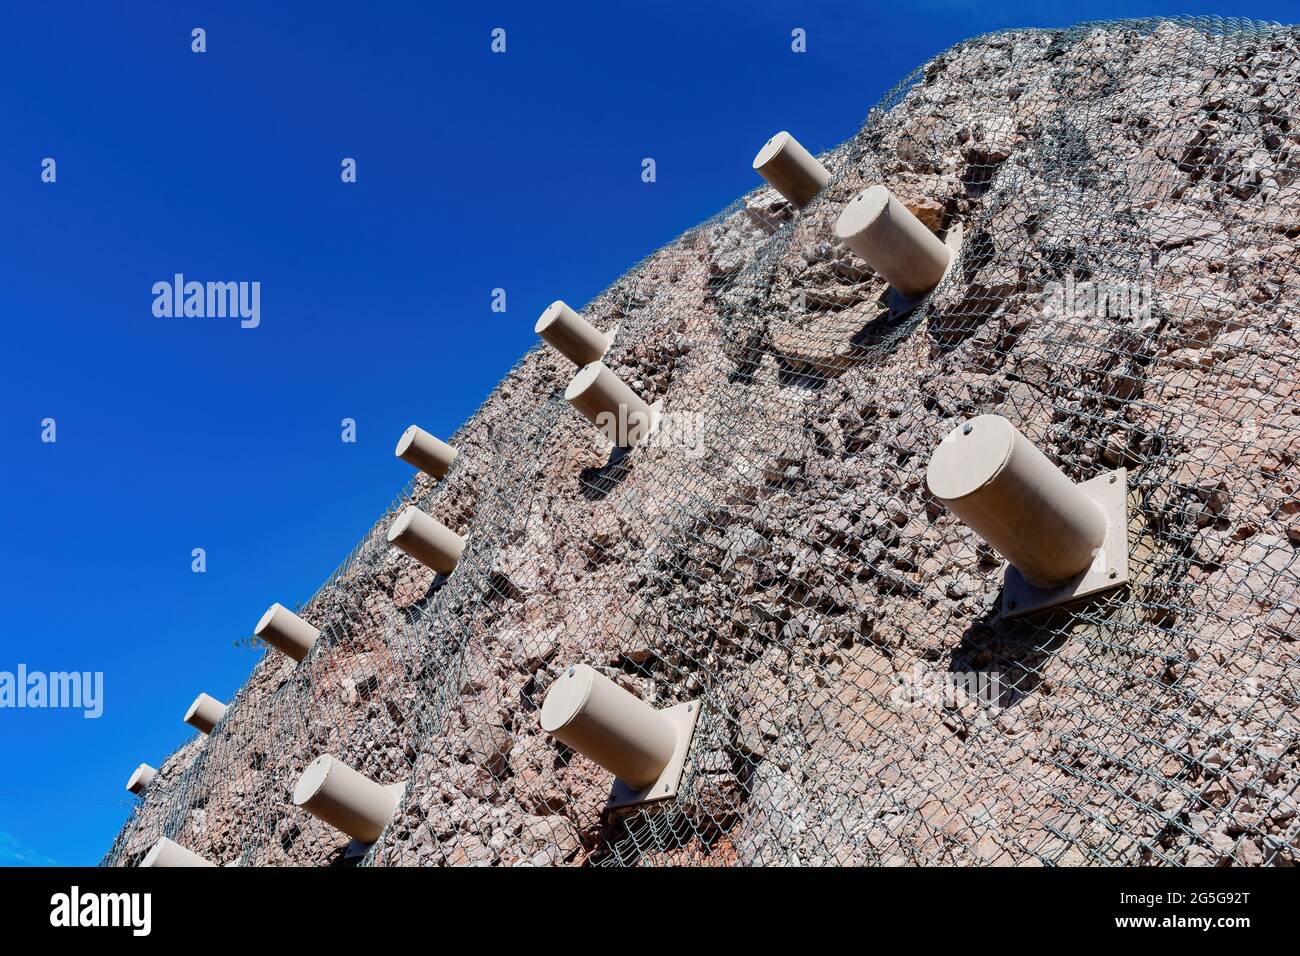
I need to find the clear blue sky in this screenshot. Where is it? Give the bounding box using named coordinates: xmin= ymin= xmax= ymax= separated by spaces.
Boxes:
xmin=1 ymin=0 xmax=1293 ymax=866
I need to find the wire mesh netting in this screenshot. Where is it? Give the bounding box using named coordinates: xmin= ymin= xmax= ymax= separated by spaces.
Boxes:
xmin=105 ymin=16 xmax=1300 ymax=867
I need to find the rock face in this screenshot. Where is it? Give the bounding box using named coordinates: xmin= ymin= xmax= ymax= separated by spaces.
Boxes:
xmin=105 ymin=17 xmax=1300 ymax=868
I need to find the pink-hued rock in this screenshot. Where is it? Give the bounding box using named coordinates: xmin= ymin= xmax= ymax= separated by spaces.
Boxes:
xmin=105 ymin=19 xmax=1300 ymax=870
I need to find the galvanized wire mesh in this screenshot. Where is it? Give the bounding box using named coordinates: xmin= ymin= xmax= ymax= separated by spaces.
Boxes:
xmin=104 ymin=16 xmax=1300 ymax=868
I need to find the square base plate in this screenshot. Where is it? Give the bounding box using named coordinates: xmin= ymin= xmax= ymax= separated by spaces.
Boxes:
xmin=606 ymin=399 xmax=666 ymax=465
xmin=598 ymin=322 xmax=621 ymax=359
xmin=344 ymin=780 xmax=408 ymax=858
xmin=1001 ymin=468 xmax=1129 ymax=619
xmin=432 ymin=535 xmax=468 ymax=589
xmin=887 ymin=221 xmax=965 ymax=319
xmin=606 ymin=700 xmax=702 ymax=811
xmin=629 ymin=399 xmax=665 ymax=449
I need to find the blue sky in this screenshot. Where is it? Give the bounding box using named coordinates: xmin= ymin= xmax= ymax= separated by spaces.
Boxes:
xmin=0 ymin=0 xmax=1295 ymax=866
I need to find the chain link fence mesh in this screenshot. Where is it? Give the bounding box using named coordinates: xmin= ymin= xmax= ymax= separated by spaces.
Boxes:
xmin=104 ymin=16 xmax=1300 ymax=868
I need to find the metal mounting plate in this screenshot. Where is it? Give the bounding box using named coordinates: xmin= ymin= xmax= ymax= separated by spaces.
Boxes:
xmin=343 ymin=780 xmax=408 ymax=857
xmin=606 ymin=700 xmax=702 ymax=811
xmin=887 ymin=221 xmax=966 ymax=319
xmin=600 ymin=322 xmax=621 ymax=359
xmin=631 ymin=399 xmax=665 ymax=449
xmin=1001 ymin=468 xmax=1130 ymax=619
xmin=606 ymin=399 xmax=666 ymax=466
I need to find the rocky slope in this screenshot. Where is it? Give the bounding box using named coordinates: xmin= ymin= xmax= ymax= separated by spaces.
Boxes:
xmin=107 ymin=17 xmax=1300 ymax=867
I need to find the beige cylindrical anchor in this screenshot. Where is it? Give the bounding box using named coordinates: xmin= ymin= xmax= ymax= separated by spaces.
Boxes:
xmin=835 ymin=184 xmax=951 ymax=298
xmin=184 ymin=693 xmax=227 ymax=735
xmin=395 ymin=426 xmax=458 ymax=480
xmin=540 ymin=664 xmax=679 ymax=789
xmin=926 ymin=414 xmax=1108 ymax=588
xmin=141 ymin=836 xmax=216 ymax=867
xmin=125 ymin=763 xmax=156 ymax=795
xmin=292 ymin=754 xmax=399 ymax=843
xmin=565 ymin=361 xmax=656 ymax=448
xmin=254 ymin=603 xmax=320 ymax=663
xmin=536 ymin=300 xmax=611 ymax=366
xmin=387 ymin=507 xmax=465 ymax=574
xmin=752 ymin=131 xmax=830 ymax=209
